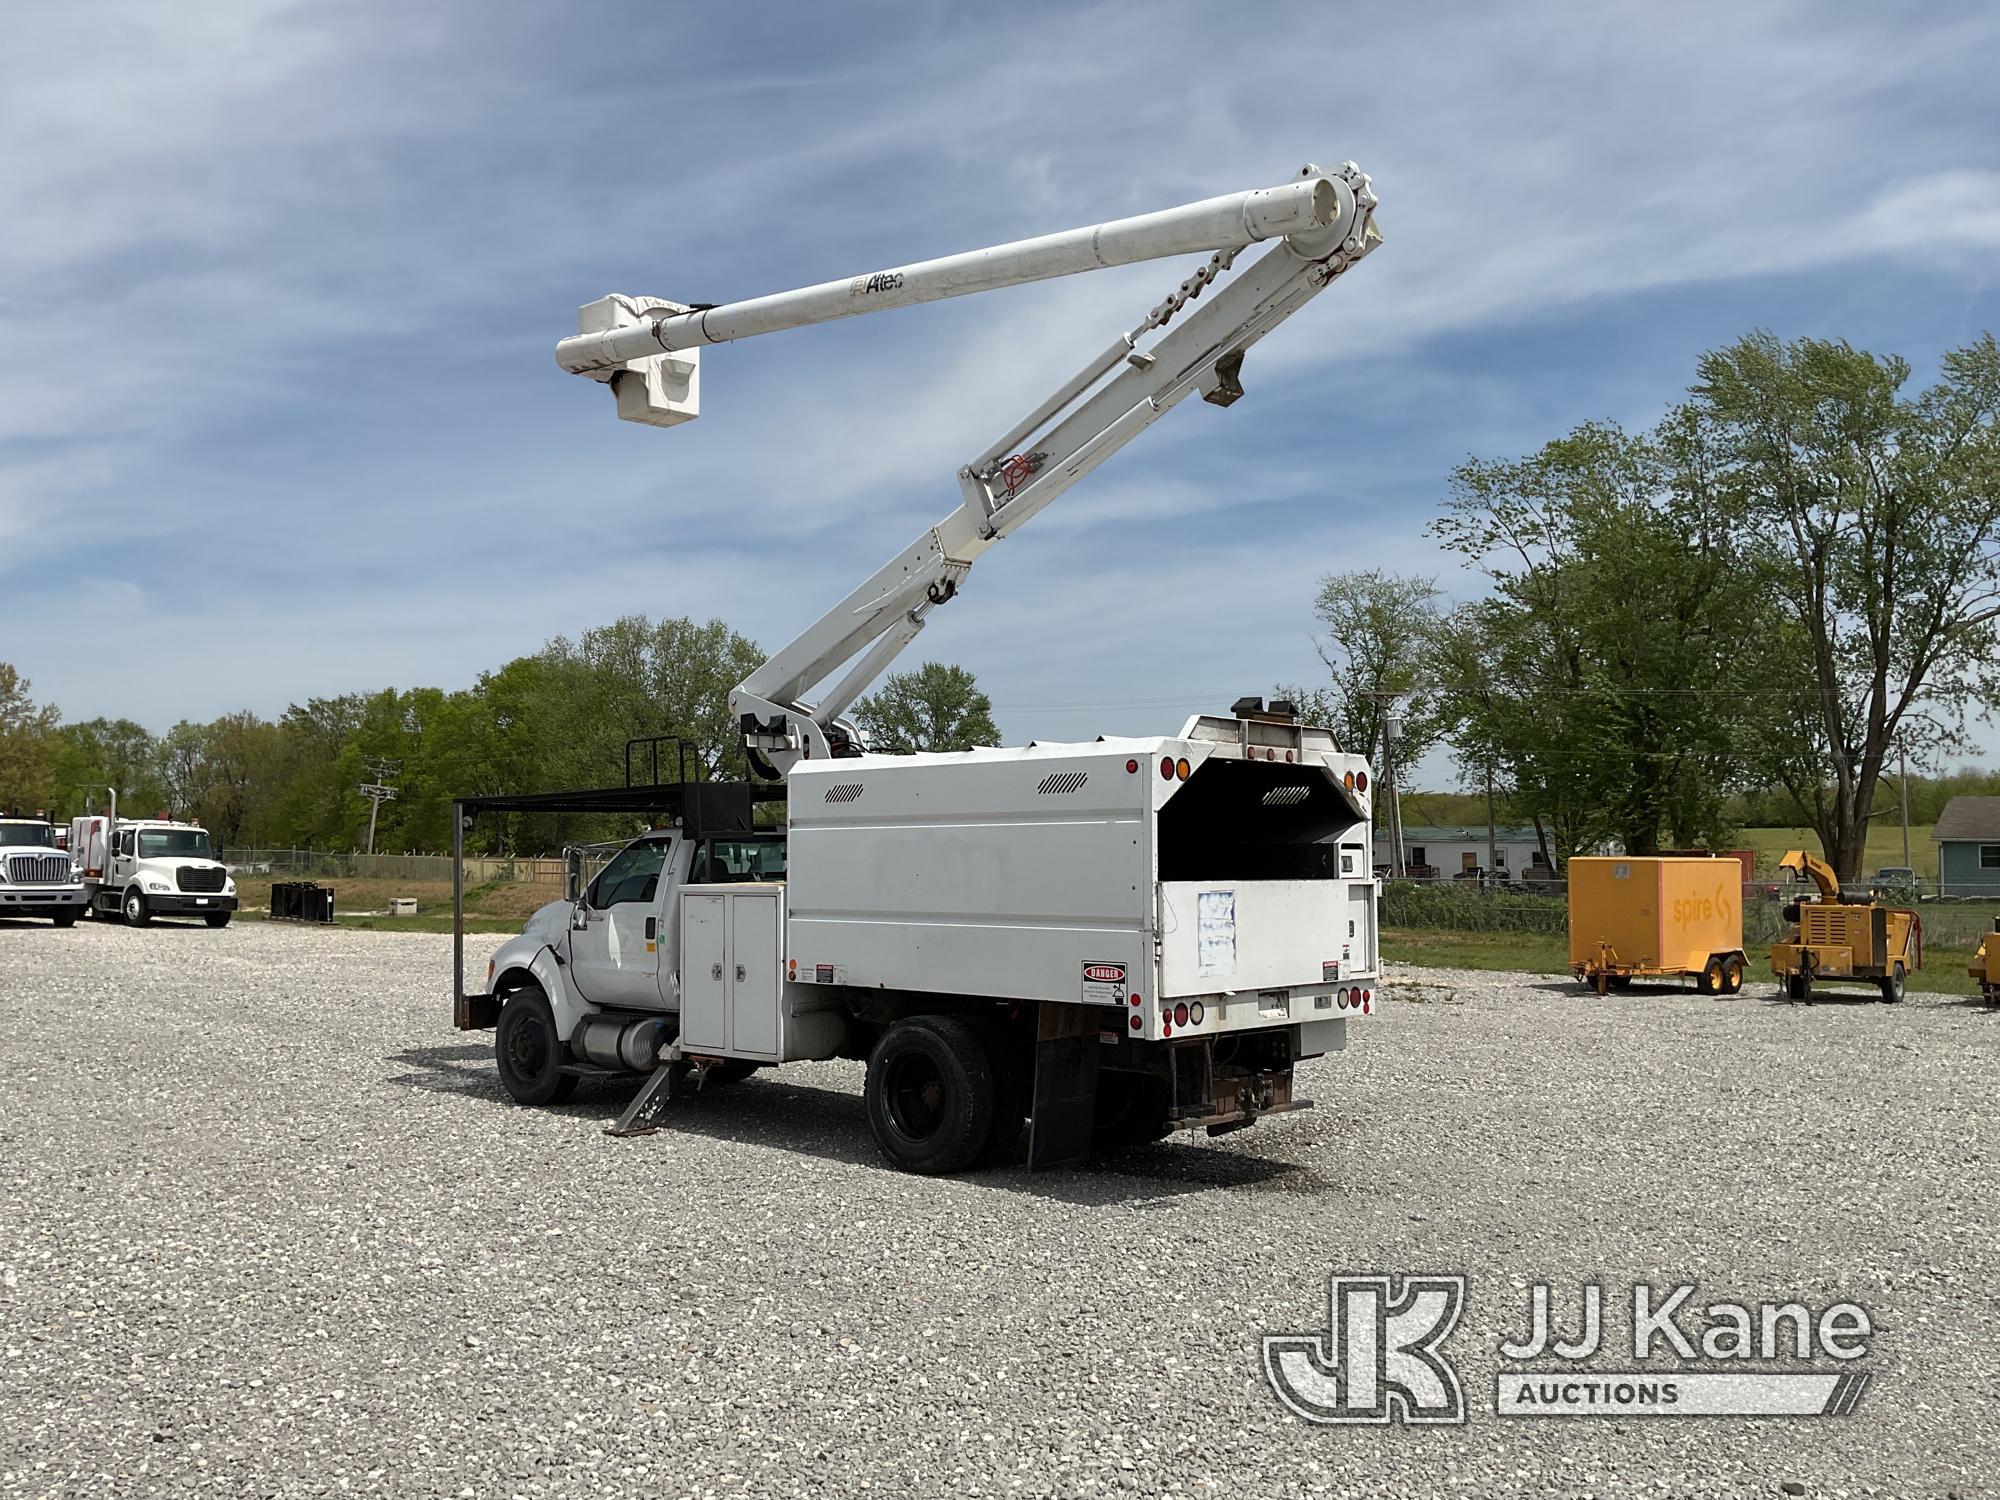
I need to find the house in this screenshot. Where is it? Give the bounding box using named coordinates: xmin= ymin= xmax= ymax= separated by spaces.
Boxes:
xmin=1373 ymin=825 xmax=1554 ymax=881
xmin=1934 ymin=797 xmax=2000 ymax=897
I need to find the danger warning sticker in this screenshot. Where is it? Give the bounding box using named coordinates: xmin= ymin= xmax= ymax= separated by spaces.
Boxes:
xmin=1082 ymin=961 xmax=1127 ymax=1004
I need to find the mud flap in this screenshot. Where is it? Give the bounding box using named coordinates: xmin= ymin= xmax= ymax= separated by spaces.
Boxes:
xmin=1027 ymin=1004 xmax=1100 ymax=1171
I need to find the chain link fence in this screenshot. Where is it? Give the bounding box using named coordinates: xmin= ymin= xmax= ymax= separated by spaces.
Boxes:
xmin=1381 ymin=876 xmax=1998 ymax=953
xmin=222 ymin=849 xmax=566 ymax=885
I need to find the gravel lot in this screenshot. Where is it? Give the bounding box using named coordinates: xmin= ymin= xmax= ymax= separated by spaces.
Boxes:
xmin=3 ymin=919 xmax=1995 ymax=1499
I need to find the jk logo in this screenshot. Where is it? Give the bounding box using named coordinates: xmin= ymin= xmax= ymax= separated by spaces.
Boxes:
xmin=1263 ymin=1274 xmax=1467 ymax=1425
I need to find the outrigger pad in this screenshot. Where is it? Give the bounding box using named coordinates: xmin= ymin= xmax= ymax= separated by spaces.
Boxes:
xmin=1027 ymin=1005 xmax=1100 ymax=1171
xmin=606 ymin=1060 xmax=682 ymax=1138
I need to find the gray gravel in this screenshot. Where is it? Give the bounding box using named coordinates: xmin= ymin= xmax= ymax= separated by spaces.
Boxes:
xmin=2 ymin=920 xmax=1995 ymax=1498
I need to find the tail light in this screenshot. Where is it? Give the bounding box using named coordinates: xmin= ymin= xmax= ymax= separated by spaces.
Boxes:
xmin=1130 ymin=1013 xmax=1141 ymax=1030
xmin=1160 ymin=757 xmax=1175 ymax=779
xmin=1174 ymin=1002 xmax=1189 ymax=1026
xmin=1356 ymin=771 xmax=1369 ymax=792
xmin=1189 ymin=1001 xmax=1204 ymax=1025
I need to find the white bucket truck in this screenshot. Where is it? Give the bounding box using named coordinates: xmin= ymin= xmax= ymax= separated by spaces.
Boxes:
xmin=0 ymin=816 xmax=87 ymax=926
xmin=70 ymin=795 xmax=237 ymax=926
xmin=455 ymin=161 xmax=1386 ymax=1172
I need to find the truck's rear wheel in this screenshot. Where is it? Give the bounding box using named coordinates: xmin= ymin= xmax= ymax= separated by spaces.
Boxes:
xmin=122 ymin=890 xmax=151 ymax=927
xmin=1879 ymin=963 xmax=1906 ymax=1005
xmin=495 ymin=985 xmax=578 ymax=1106
xmin=865 ymin=1016 xmax=995 ymax=1175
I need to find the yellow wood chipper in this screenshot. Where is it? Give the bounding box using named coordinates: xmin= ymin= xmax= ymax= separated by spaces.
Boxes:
xmin=1770 ymin=850 xmax=1920 ymax=1004
xmin=1972 ymin=919 xmax=1999 ymax=1007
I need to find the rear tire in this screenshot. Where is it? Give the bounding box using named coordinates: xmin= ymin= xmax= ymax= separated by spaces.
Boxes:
xmin=204 ymin=912 xmax=232 ymax=929
xmin=1879 ymin=962 xmax=1906 ymax=1005
xmin=864 ymin=1015 xmax=995 ymax=1175
xmin=1696 ymin=957 xmax=1723 ymax=996
xmin=122 ymin=890 xmax=151 ymax=927
xmin=1722 ymin=954 xmax=1745 ymax=994
xmin=52 ymin=909 xmax=80 ymax=929
xmin=495 ymin=986 xmax=578 ymax=1106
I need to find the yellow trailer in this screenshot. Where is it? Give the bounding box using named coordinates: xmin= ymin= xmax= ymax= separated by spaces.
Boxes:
xmin=1568 ymin=856 xmax=1747 ymax=995
xmin=1770 ymin=850 xmax=1920 ymax=1004
xmin=1972 ymin=919 xmax=1999 ymax=1007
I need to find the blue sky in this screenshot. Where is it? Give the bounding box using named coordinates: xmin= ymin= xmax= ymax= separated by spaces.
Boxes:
xmin=5 ymin=0 xmax=1998 ymax=786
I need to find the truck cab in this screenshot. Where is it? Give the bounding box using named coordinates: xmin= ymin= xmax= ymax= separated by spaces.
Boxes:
xmin=0 ymin=818 xmax=87 ymax=927
xmin=70 ymin=815 xmax=239 ymax=927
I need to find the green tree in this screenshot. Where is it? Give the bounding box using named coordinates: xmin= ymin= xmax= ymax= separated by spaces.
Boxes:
xmin=854 ymin=663 xmax=999 ymax=754
xmin=0 ymin=663 xmax=59 ymax=813
xmin=1283 ymin=570 xmax=1445 ymax=766
xmin=1430 ymin=421 xmax=1759 ymax=860
xmin=1689 ymin=332 xmax=2000 ymax=878
xmin=52 ymin=717 xmax=165 ymax=816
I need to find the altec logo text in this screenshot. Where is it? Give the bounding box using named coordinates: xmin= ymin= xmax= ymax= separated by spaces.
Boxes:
xmin=1264 ymin=1276 xmax=1874 ymax=1425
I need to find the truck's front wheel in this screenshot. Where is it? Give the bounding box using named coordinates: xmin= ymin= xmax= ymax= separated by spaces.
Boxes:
xmin=495 ymin=985 xmax=578 ymax=1106
xmin=122 ymin=890 xmax=151 ymax=927
xmin=865 ymin=1016 xmax=995 ymax=1174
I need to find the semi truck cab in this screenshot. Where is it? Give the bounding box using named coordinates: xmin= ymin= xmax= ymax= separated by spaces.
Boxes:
xmin=70 ymin=814 xmax=239 ymax=927
xmin=0 ymin=818 xmax=87 ymax=926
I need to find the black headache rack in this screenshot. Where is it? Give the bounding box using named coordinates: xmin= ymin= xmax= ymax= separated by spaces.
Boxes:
xmin=450 ymin=736 xmax=785 ymax=1030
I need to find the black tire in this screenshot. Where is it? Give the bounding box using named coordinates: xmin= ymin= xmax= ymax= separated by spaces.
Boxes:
xmin=864 ymin=1015 xmax=995 ymax=1175
xmin=1093 ymin=1071 xmax=1172 ymax=1151
xmin=1696 ymin=957 xmax=1723 ymax=997
xmin=122 ymin=889 xmax=151 ymax=927
xmin=1879 ymin=962 xmax=1906 ymax=1005
xmin=1607 ymin=975 xmax=1634 ymax=993
xmin=495 ymin=985 xmax=578 ymax=1106
xmin=204 ymin=912 xmax=232 ymax=929
xmin=1722 ymin=954 xmax=1745 ymax=994
xmin=52 ymin=909 xmax=80 ymax=929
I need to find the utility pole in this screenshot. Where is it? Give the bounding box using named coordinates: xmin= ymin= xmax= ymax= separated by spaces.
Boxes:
xmin=1899 ymin=745 xmax=1911 ymax=872
xmin=358 ymin=757 xmax=402 ymax=856
xmin=1382 ymin=708 xmax=1408 ymax=878
xmin=1485 ymin=762 xmax=1498 ymax=889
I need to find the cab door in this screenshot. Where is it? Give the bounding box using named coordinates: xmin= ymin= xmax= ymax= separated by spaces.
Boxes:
xmin=568 ymin=837 xmax=673 ymax=1008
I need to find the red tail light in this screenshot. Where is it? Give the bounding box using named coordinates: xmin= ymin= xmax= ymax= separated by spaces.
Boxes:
xmin=1356 ymin=771 xmax=1369 ymax=792
xmin=1173 ymin=1002 xmax=1189 ymax=1026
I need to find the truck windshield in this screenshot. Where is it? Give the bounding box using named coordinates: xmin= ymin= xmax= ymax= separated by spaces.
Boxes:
xmin=139 ymin=829 xmax=214 ymax=860
xmin=0 ymin=823 xmax=55 ymax=848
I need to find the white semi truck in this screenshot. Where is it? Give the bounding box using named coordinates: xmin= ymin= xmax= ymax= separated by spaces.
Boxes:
xmin=70 ymin=795 xmax=238 ymax=926
xmin=0 ymin=817 xmax=87 ymax=926
xmin=456 ymin=161 xmax=1385 ymax=1172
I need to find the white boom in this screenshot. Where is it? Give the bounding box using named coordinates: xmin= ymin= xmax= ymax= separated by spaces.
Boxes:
xmin=557 ymin=161 xmax=1381 ymax=777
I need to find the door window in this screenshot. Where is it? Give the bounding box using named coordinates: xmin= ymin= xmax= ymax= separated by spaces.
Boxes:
xmin=586 ymin=840 xmax=670 ymax=908
xmin=118 ymin=829 xmax=135 ymax=857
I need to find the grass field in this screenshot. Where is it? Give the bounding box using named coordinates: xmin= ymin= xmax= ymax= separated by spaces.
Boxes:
xmin=1381 ymin=925 xmax=1987 ymax=997
xmin=232 ymin=876 xmax=556 ymax=934
xmin=1737 ymin=824 xmax=1938 ymax=878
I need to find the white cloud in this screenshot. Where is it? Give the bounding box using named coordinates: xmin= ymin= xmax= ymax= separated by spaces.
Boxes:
xmin=3 ymin=0 xmax=1996 ymax=765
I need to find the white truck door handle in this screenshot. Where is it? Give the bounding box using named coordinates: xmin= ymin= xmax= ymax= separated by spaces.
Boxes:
xmin=711 ymin=962 xmax=724 ymax=980
xmin=735 ymin=963 xmax=746 ymax=982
